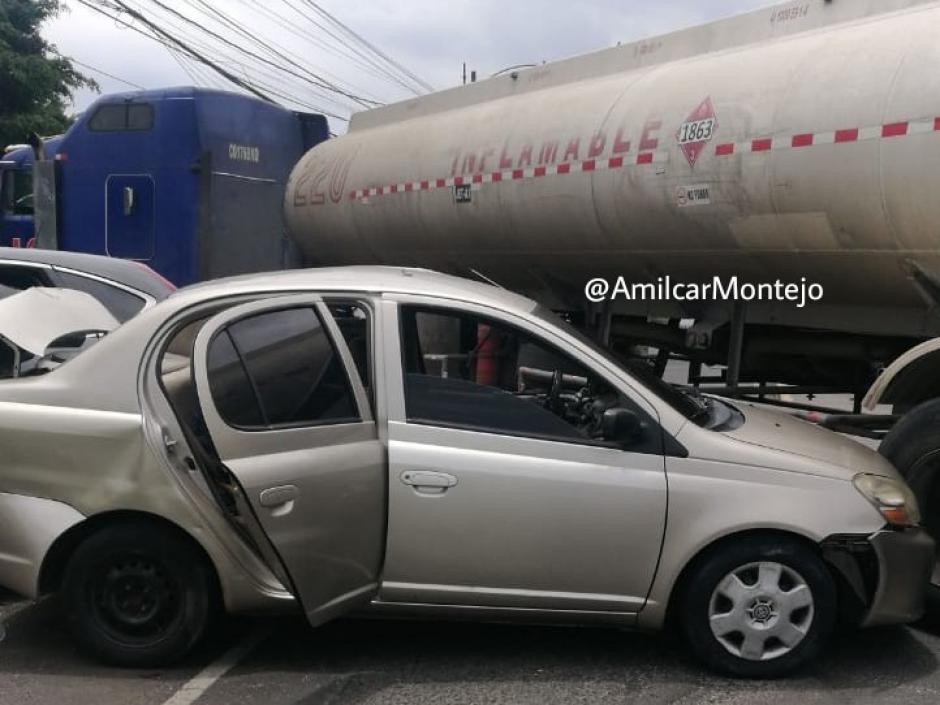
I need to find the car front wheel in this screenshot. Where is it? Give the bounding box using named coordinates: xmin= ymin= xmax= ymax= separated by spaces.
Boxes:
xmin=62 ymin=521 xmax=214 ymax=667
xmin=679 ymin=536 xmax=837 ymax=678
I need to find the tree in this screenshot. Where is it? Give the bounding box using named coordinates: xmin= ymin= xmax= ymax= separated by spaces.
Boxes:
xmin=0 ymin=0 xmax=97 ymax=148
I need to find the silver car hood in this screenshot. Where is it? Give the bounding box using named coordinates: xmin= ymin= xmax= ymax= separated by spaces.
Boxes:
xmin=720 ymin=402 xmax=898 ymax=479
xmin=0 ymin=287 xmax=118 ymax=355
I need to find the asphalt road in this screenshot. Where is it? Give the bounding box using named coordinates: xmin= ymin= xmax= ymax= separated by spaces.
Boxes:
xmin=3 ymin=588 xmax=940 ymax=705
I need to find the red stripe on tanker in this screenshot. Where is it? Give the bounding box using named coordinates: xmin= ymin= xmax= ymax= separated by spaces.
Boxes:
xmin=341 ymin=103 xmax=940 ymax=203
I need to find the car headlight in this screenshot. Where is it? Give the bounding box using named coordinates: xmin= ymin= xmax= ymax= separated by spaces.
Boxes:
xmin=853 ymin=473 xmax=921 ymax=527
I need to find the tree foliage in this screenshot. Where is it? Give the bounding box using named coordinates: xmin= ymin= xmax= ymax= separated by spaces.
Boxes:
xmin=0 ymin=0 xmax=97 ymax=148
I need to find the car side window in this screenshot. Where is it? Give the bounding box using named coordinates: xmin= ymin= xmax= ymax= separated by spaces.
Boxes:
xmin=206 ymin=306 xmax=359 ymax=430
xmin=399 ymin=306 xmax=663 ymax=453
xmin=206 ymin=330 xmax=265 ymax=428
xmin=326 ymin=301 xmax=374 ymax=414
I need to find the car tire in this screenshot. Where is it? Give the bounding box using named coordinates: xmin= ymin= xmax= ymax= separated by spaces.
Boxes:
xmin=678 ymin=535 xmax=837 ymax=678
xmin=62 ymin=521 xmax=214 ymax=667
xmin=879 ymin=398 xmax=940 ymax=613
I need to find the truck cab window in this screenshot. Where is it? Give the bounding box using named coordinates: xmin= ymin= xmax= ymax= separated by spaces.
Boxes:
xmin=88 ymin=103 xmax=154 ymax=132
xmin=399 ymin=306 xmax=663 ymax=453
xmin=1 ymin=169 xmax=33 ymax=216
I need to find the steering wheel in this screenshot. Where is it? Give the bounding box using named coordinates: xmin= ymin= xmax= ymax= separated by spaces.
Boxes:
xmin=543 ymin=369 xmax=564 ymax=413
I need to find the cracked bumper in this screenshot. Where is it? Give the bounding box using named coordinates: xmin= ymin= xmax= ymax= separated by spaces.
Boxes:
xmin=822 ymin=527 xmax=935 ymax=627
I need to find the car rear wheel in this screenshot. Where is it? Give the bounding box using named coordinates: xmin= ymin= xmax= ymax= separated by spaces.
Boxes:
xmin=679 ymin=536 xmax=837 ymax=678
xmin=62 ymin=521 xmax=213 ymax=667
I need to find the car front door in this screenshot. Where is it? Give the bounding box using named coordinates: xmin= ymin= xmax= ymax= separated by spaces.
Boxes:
xmin=379 ymin=298 xmax=669 ymax=617
xmin=191 ymin=294 xmax=386 ymax=625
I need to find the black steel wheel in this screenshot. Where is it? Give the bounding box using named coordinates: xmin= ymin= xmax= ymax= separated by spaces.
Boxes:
xmin=62 ymin=520 xmax=214 ymax=666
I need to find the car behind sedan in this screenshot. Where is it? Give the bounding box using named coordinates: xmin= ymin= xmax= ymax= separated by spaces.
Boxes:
xmin=0 ymin=246 xmax=174 ymax=321
xmin=0 ymin=267 xmax=932 ymax=677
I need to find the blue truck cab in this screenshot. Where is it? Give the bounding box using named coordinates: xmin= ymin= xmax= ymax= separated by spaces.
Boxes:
xmin=0 ymin=144 xmax=35 ymax=248
xmin=2 ymin=87 xmax=328 ymax=286
xmin=0 ymin=138 xmax=61 ymax=248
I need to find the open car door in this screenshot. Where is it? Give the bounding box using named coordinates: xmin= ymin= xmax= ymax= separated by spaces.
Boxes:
xmin=191 ymin=294 xmax=385 ymax=625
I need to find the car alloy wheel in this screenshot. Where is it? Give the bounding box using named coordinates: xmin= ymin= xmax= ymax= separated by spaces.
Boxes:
xmin=708 ymin=561 xmax=814 ymax=662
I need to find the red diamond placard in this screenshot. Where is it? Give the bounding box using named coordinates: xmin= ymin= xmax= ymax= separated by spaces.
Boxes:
xmin=676 ymin=97 xmax=718 ymax=169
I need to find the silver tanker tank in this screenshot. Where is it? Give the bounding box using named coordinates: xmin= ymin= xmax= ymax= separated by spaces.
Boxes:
xmin=285 ymin=0 xmax=940 ymax=339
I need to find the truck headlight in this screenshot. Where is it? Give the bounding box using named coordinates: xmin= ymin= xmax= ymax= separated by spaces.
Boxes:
xmin=853 ymin=473 xmax=921 ymax=527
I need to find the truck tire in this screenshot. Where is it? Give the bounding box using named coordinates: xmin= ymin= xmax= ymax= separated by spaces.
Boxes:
xmin=61 ymin=521 xmax=213 ymax=667
xmin=679 ymin=535 xmax=837 ymax=678
xmin=879 ymin=398 xmax=940 ymax=612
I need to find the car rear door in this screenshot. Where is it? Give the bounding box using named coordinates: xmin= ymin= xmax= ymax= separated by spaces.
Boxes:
xmin=190 ymin=294 xmax=386 ymax=625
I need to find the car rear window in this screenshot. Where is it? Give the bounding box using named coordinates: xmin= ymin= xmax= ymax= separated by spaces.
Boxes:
xmin=52 ymin=270 xmax=147 ymax=322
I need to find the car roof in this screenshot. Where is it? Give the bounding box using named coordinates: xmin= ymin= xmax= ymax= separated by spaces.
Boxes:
xmin=172 ymin=266 xmax=537 ymax=313
xmin=0 ymin=248 xmax=174 ymax=300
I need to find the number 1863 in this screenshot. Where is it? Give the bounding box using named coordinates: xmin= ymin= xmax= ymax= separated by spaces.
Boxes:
xmin=678 ymin=117 xmax=716 ymax=144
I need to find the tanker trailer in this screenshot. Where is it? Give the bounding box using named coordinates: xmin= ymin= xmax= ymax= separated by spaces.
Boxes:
xmin=286 ymin=0 xmax=940 ymax=397
xmin=286 ymin=0 xmax=940 ymax=602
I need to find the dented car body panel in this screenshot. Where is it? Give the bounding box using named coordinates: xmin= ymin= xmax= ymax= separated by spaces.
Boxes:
xmin=0 ymin=267 xmax=930 ymax=635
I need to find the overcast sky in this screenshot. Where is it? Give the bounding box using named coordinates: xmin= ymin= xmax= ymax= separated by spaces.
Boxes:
xmin=43 ymin=0 xmax=776 ymax=126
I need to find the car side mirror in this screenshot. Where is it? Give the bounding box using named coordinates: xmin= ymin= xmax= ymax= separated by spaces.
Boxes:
xmin=602 ymin=407 xmax=645 ymax=444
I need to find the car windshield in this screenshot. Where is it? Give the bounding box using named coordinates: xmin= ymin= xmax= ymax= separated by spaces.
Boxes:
xmin=530 ymin=304 xmax=712 ymax=423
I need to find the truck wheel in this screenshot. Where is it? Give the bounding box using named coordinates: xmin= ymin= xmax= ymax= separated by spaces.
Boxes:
xmin=679 ymin=535 xmax=837 ymax=678
xmin=62 ymin=521 xmax=213 ymax=667
xmin=879 ymin=398 xmax=940 ymax=609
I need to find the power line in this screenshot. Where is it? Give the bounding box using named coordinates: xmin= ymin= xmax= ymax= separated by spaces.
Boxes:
xmin=64 ymin=56 xmax=146 ymax=90
xmin=137 ymin=0 xmax=375 ymax=107
xmin=302 ymin=0 xmax=434 ymax=93
xmin=232 ymin=0 xmax=386 ymax=104
xmin=89 ymin=0 xmax=353 ymax=120
xmin=77 ymin=0 xmax=402 ymax=121
xmin=80 ymin=0 xmax=275 ymax=103
xmin=118 ymin=0 xmax=356 ymax=114
xmin=166 ymin=46 xmax=202 ymax=86
xmin=183 ymin=0 xmax=380 ymax=107
xmin=278 ymin=0 xmax=425 ymax=97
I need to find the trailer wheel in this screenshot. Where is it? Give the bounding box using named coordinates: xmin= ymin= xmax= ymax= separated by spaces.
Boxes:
xmin=879 ymin=398 xmax=940 ymax=611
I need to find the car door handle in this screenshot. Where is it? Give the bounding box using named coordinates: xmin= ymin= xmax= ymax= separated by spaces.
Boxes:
xmin=259 ymin=484 xmax=298 ymax=508
xmin=400 ymin=471 xmax=458 ymax=494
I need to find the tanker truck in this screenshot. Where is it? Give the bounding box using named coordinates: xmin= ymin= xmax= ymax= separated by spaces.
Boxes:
xmin=284 ymin=0 xmax=940 ymax=604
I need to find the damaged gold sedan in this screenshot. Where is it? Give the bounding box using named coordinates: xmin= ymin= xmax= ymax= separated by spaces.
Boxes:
xmin=0 ymin=267 xmax=932 ymax=677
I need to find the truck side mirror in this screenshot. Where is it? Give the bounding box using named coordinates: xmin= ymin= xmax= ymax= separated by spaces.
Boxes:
xmin=602 ymin=407 xmax=645 ymax=444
